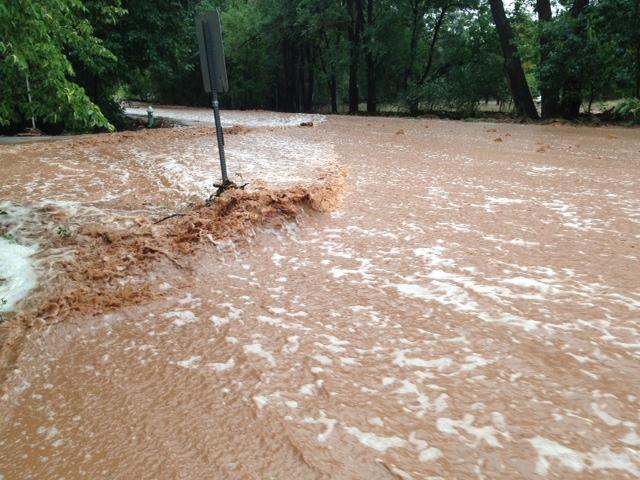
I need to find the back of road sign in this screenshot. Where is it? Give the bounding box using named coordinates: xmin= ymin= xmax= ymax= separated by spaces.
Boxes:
xmin=196 ymin=10 xmax=229 ymax=94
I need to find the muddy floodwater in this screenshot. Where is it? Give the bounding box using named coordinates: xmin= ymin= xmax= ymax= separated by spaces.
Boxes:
xmin=1 ymin=113 xmax=639 ymax=479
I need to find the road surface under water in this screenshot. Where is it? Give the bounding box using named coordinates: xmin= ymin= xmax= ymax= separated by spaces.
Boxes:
xmin=1 ymin=113 xmax=639 ymax=479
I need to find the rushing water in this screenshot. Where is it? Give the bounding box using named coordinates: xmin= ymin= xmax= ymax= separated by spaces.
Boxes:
xmin=1 ymin=113 xmax=639 ymax=479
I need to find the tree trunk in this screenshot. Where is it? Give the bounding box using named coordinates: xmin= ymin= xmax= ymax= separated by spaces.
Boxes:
xmin=636 ymin=45 xmax=640 ymax=98
xmin=489 ymin=0 xmax=540 ymax=119
xmin=283 ymin=37 xmax=302 ymax=112
xmin=347 ymin=0 xmax=364 ymax=114
xmin=404 ymin=0 xmax=420 ymax=90
xmin=419 ymin=5 xmax=448 ymax=85
xmin=366 ymin=0 xmax=376 ymax=114
xmin=317 ymin=34 xmax=338 ymax=114
xmin=536 ymin=0 xmax=560 ymax=118
xmin=559 ymin=0 xmax=589 ymax=118
xmin=330 ymin=75 xmax=338 ymax=113
xmin=636 ymin=0 xmax=640 ymax=97
xmin=302 ymin=43 xmax=314 ymax=112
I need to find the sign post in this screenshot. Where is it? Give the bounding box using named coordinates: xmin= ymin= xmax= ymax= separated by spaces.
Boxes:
xmin=196 ymin=10 xmax=232 ymax=192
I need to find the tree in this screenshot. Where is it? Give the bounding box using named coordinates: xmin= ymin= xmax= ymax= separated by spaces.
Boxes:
xmin=0 ymin=0 xmax=118 ymax=132
xmin=108 ymin=0 xmax=202 ymax=105
xmin=535 ymin=0 xmax=560 ymax=117
xmin=488 ymin=0 xmax=539 ymax=119
xmin=558 ymin=0 xmax=589 ymax=117
xmin=347 ymin=0 xmax=365 ymax=113
xmin=298 ymin=0 xmax=348 ymax=113
xmin=365 ymin=0 xmax=377 ymax=113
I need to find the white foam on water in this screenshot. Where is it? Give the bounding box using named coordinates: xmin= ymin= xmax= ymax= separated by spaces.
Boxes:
xmin=207 ymin=358 xmax=235 ymax=372
xmin=413 ymin=245 xmax=454 ymax=267
xmin=303 ymin=411 xmax=337 ymax=442
xmin=329 ymin=258 xmax=372 ymax=280
xmin=162 ymin=310 xmax=198 ymax=327
xmin=0 ymin=237 xmax=37 ymax=312
xmin=125 ymin=107 xmax=325 ymax=128
xmin=529 ymin=436 xmax=640 ymax=477
xmin=393 ymin=380 xmax=448 ymax=417
xmin=344 ymin=426 xmax=406 ymax=452
xmin=393 ymin=349 xmax=452 ymax=371
xmin=299 ymin=383 xmax=315 ymax=396
xmin=501 ymin=277 xmax=558 ymax=295
xmin=409 ymin=432 xmax=443 ymax=462
xmin=254 ymin=395 xmax=269 ymax=410
xmin=477 ymin=196 xmax=525 ymax=213
xmin=590 ymin=403 xmax=621 ymax=426
xmin=529 ymin=437 xmax=585 ymax=475
xmin=312 ymin=354 xmax=333 ymax=366
xmin=369 ymin=417 xmax=384 ymax=427
xmin=283 ymin=335 xmax=300 ymax=354
xmin=395 ymin=282 xmax=479 ymax=312
xmin=460 ymin=354 xmax=491 ymax=372
xmin=209 ymin=303 xmax=242 ymax=327
xmin=621 ymin=430 xmax=640 ymax=446
xmin=257 ymin=314 xmax=296 ymax=329
xmin=589 ymin=447 xmax=640 ymax=477
xmin=243 ymin=342 xmax=276 ymax=366
xmin=176 ymin=356 xmax=201 ymax=368
xmin=437 ymin=415 xmax=503 ymax=448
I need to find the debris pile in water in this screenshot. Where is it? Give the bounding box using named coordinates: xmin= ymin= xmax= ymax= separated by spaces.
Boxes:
xmin=0 ymin=164 xmax=346 ymax=383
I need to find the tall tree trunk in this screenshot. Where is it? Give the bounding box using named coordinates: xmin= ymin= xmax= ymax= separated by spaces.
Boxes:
xmin=404 ymin=0 xmax=420 ymax=90
xmin=489 ymin=0 xmax=540 ymax=119
xmin=280 ymin=36 xmax=300 ymax=112
xmin=318 ymin=34 xmax=338 ymax=114
xmin=366 ymin=0 xmax=377 ymax=114
xmin=559 ymin=0 xmax=589 ymax=118
xmin=347 ymin=0 xmax=364 ymax=114
xmin=330 ymin=75 xmax=338 ymax=113
xmin=301 ymin=43 xmax=314 ymax=112
xmin=636 ymin=45 xmax=640 ymax=98
xmin=307 ymin=46 xmax=315 ymax=112
xmin=298 ymin=44 xmax=305 ymax=112
xmin=636 ymin=0 xmax=640 ymax=97
xmin=419 ymin=5 xmax=448 ymax=85
xmin=536 ymin=0 xmax=560 ymax=118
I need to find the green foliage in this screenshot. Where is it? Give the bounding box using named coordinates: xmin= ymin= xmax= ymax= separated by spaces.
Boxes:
xmin=218 ymin=0 xmax=274 ymax=108
xmin=529 ymin=0 xmax=638 ymax=117
xmin=107 ymin=0 xmax=203 ymax=105
xmin=2 ymin=234 xmax=16 ymax=244
xmin=1 ymin=0 xmax=637 ymax=126
xmin=613 ymin=98 xmax=640 ymax=123
xmin=0 ymin=0 xmax=120 ymax=131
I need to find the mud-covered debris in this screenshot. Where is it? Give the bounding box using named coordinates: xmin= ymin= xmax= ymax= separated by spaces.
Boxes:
xmin=536 ymin=144 xmax=550 ymax=153
xmin=10 ymin=163 xmax=346 ymax=333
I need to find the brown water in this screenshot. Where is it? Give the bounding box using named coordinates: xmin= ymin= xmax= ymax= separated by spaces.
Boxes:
xmin=1 ymin=116 xmax=639 ymax=479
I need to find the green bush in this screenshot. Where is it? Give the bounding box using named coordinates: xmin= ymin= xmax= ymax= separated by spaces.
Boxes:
xmin=613 ymin=98 xmax=640 ymax=124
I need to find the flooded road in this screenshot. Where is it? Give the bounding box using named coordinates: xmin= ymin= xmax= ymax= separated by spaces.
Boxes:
xmin=1 ymin=113 xmax=639 ymax=478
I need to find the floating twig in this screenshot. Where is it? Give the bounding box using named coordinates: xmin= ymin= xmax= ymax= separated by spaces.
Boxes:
xmin=153 ymin=213 xmax=186 ymax=224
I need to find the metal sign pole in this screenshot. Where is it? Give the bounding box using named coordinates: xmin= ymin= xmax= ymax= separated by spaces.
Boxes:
xmin=201 ymin=20 xmax=229 ymax=185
